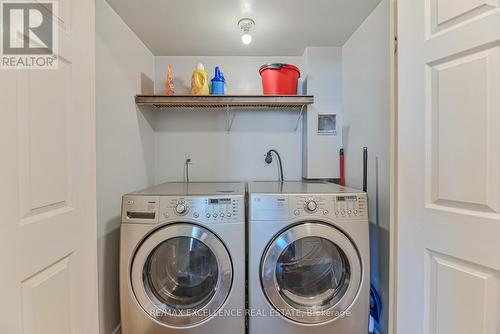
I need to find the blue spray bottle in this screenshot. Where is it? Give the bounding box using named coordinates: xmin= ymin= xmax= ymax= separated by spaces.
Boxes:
xmin=211 ymin=66 xmax=225 ymax=95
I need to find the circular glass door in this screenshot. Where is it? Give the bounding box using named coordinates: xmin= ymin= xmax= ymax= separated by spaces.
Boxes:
xmin=131 ymin=224 xmax=232 ymax=327
xmin=261 ymin=222 xmax=362 ymax=324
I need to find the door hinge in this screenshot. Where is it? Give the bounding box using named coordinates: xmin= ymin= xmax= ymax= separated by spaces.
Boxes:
xmin=394 ymin=36 xmax=398 ymax=55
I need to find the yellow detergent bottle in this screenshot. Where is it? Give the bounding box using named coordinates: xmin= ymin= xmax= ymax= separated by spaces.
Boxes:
xmin=191 ymin=63 xmax=210 ymax=95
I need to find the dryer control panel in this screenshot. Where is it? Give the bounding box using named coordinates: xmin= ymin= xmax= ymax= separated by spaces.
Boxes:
xmin=250 ymin=193 xmax=367 ymax=221
xmin=332 ymin=195 xmax=367 ymax=219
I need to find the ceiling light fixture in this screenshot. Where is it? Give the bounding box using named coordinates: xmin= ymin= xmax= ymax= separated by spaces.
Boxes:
xmin=238 ymin=18 xmax=255 ymax=45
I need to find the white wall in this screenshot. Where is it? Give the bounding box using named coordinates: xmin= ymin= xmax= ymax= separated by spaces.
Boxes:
xmin=154 ymin=56 xmax=305 ymax=182
xmin=342 ymin=0 xmax=391 ymax=333
xmin=343 ymin=0 xmax=390 ymax=229
xmin=96 ymin=0 xmax=155 ymax=332
xmin=302 ymin=47 xmax=343 ymax=179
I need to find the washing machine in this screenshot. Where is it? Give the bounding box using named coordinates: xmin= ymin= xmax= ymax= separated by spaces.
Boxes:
xmin=248 ymin=181 xmax=370 ymax=334
xmin=120 ymin=182 xmax=245 ymax=334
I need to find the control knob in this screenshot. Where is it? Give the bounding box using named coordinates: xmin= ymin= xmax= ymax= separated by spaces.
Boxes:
xmin=175 ymin=202 xmax=188 ymax=215
xmin=305 ymin=200 xmax=318 ymax=213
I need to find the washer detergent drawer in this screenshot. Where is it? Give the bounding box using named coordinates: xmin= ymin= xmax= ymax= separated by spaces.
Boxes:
xmin=122 ymin=195 xmax=159 ymax=224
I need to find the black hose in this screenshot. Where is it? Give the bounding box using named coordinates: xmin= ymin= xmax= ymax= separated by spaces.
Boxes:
xmin=363 ymin=147 xmax=368 ymax=192
xmin=185 ymin=158 xmax=191 ymax=183
xmin=267 ymin=149 xmax=284 ymax=182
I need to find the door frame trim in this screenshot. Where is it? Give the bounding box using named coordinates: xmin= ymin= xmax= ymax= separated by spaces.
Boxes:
xmin=389 ymin=0 xmax=399 ymax=333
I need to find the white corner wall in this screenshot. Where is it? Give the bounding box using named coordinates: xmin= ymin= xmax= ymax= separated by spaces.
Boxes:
xmin=343 ymin=0 xmax=391 ymax=228
xmin=154 ymin=56 xmax=305 ymax=182
xmin=96 ymin=0 xmax=155 ymax=332
xmin=342 ymin=0 xmax=391 ymax=333
xmin=303 ymin=47 xmax=343 ymax=179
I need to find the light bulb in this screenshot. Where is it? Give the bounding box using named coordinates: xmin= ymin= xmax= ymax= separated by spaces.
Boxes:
xmin=241 ymin=33 xmax=252 ymax=45
xmin=238 ymin=18 xmax=255 ymax=45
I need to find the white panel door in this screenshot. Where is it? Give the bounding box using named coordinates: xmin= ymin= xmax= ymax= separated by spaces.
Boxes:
xmin=398 ymin=0 xmax=500 ymax=333
xmin=0 ymin=0 xmax=99 ymax=333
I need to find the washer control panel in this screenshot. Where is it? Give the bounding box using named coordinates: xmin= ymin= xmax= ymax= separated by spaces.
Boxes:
xmin=250 ymin=193 xmax=367 ymax=221
xmin=160 ymin=196 xmax=244 ymax=223
xmin=122 ymin=195 xmax=244 ymax=224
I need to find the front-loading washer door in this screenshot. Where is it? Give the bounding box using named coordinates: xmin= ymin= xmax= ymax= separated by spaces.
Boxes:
xmin=261 ymin=222 xmax=362 ymax=324
xmin=131 ymin=224 xmax=233 ymax=327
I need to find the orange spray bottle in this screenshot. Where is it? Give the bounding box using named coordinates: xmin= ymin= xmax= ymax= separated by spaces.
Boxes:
xmin=166 ymin=64 xmax=175 ymax=95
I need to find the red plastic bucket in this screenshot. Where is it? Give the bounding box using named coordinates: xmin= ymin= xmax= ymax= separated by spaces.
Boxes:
xmin=259 ymin=63 xmax=300 ymax=95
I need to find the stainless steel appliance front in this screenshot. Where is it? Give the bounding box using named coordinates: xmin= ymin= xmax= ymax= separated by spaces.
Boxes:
xmin=131 ymin=223 xmax=233 ymax=327
xmin=261 ymin=222 xmax=362 ymax=324
xmin=248 ymin=181 xmax=370 ymax=334
xmin=120 ymin=182 xmax=245 ymax=334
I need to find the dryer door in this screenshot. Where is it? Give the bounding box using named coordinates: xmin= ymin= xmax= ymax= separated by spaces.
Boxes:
xmin=131 ymin=224 xmax=232 ymax=327
xmin=261 ymin=222 xmax=362 ymax=324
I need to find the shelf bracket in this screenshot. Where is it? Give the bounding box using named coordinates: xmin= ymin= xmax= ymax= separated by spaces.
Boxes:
xmin=225 ymin=105 xmax=236 ymax=133
xmin=294 ymin=105 xmax=306 ymax=131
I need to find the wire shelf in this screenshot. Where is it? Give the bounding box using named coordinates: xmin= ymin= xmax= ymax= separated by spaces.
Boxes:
xmin=135 ymin=94 xmax=314 ymax=132
xmin=135 ymin=94 xmax=314 ymax=108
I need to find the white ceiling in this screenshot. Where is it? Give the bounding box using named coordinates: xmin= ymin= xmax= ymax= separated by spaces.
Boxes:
xmin=106 ymin=0 xmax=383 ymax=56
